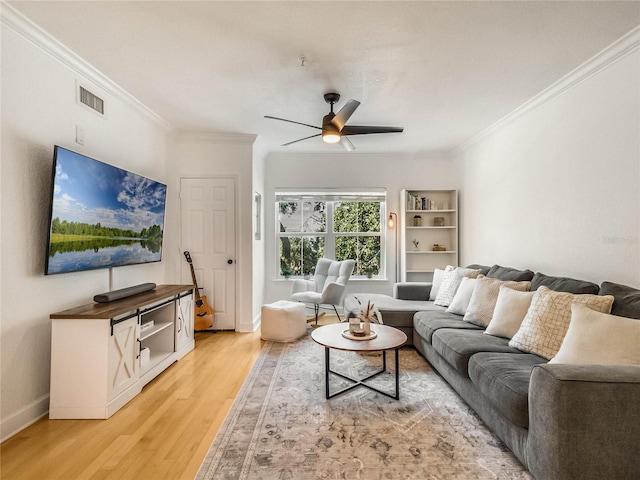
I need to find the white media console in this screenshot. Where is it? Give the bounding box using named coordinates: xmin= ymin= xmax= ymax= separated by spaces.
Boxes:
xmin=49 ymin=284 xmax=195 ymax=419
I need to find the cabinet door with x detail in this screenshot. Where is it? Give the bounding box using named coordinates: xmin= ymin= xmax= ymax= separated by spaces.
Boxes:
xmin=107 ymin=316 xmax=139 ymax=400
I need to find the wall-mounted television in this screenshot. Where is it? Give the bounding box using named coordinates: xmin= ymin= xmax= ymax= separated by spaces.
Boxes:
xmin=45 ymin=146 xmax=167 ymax=275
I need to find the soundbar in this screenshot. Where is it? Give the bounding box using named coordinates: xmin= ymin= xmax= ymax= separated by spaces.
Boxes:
xmin=93 ymin=283 xmax=157 ymax=303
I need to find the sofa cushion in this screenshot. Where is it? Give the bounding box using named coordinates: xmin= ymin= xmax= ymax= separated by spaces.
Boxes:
xmin=343 ymin=293 xmax=442 ymax=328
xmin=484 ymin=286 xmax=535 ymax=339
xmin=530 ymin=272 xmax=599 ymax=294
xmin=599 ymin=281 xmax=640 ymax=319
xmin=509 ymin=286 xmax=614 ymax=360
xmin=414 ymin=310 xmax=483 ymax=343
xmin=549 ymin=303 xmax=640 ymax=365
xmin=466 ymin=264 xmax=491 ymax=276
xmin=469 ymin=352 xmax=547 ymax=429
xmin=487 ymin=265 xmax=535 ymax=282
xmin=463 ymin=276 xmax=531 ymax=327
xmin=431 ymin=329 xmax=523 ymax=377
xmin=393 ymin=282 xmax=432 ymax=301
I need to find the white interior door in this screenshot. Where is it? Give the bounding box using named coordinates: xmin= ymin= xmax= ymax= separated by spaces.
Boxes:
xmin=180 ymin=178 xmax=236 ymax=330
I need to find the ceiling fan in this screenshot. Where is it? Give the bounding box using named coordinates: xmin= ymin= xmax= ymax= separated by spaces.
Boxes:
xmin=265 ymin=92 xmax=404 ymax=152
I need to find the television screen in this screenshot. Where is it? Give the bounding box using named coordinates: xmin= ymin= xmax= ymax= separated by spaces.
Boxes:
xmin=45 ymin=146 xmax=167 ymax=275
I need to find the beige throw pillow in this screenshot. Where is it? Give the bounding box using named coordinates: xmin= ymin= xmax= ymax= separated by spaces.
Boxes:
xmin=446 ymin=277 xmax=477 ymax=315
xmin=463 ymin=276 xmax=531 ymax=327
xmin=550 ymin=304 xmax=640 ymax=365
xmin=434 ymin=267 xmax=481 ymax=307
xmin=484 ymin=286 xmax=535 ymax=339
xmin=509 ymin=286 xmax=614 ymax=360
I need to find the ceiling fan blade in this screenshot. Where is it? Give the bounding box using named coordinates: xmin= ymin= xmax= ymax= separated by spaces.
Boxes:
xmin=341 ymin=125 xmax=404 ymax=136
xmin=281 ymin=133 xmax=322 ymax=146
xmin=265 ymin=115 xmax=322 ymax=130
xmin=340 ymin=136 xmax=355 ymax=152
xmin=330 ymin=99 xmax=360 ymax=131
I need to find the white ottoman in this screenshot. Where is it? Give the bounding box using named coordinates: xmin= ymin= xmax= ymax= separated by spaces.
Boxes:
xmin=261 ymin=300 xmax=307 ymax=342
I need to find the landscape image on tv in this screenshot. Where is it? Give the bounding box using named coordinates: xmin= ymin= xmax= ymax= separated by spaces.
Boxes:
xmin=45 ymin=146 xmax=167 ymax=275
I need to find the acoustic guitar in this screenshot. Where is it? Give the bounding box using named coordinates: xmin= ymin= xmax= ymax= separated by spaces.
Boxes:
xmin=183 ymin=251 xmax=214 ymax=330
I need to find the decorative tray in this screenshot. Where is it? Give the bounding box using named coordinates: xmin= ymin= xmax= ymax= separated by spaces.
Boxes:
xmin=342 ymin=329 xmax=377 ymax=341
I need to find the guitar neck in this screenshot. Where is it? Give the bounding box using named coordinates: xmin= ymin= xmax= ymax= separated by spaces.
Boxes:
xmin=188 ymin=264 xmax=202 ymax=301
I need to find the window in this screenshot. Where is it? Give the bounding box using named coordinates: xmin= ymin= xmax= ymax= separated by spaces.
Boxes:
xmin=276 ymin=190 xmax=386 ymax=278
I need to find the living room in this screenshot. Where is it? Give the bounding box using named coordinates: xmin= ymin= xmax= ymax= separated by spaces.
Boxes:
xmin=1 ymin=1 xmax=639 ymax=479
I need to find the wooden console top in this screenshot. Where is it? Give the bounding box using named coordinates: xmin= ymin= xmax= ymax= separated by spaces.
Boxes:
xmin=50 ymin=284 xmax=194 ymax=320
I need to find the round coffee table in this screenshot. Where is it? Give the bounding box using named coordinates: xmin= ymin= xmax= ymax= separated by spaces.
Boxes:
xmin=311 ymin=323 xmax=407 ymax=399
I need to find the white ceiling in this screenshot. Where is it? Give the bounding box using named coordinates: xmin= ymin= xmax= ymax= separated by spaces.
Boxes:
xmin=8 ymin=1 xmax=640 ymax=155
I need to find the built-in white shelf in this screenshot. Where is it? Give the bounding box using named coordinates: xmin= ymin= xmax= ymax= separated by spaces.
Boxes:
xmin=400 ymin=189 xmax=459 ymax=282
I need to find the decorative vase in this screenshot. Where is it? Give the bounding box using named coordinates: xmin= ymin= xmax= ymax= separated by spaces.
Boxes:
xmin=363 ymin=321 xmax=371 ymax=336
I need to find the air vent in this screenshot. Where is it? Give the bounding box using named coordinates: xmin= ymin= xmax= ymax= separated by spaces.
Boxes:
xmin=79 ymin=86 xmax=104 ymax=114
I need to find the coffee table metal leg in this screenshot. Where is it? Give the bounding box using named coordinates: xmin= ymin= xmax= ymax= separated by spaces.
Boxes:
xmin=325 ymin=347 xmax=330 ymax=399
xmin=324 ymin=347 xmax=400 ymax=400
xmin=395 ymin=347 xmax=399 ymax=399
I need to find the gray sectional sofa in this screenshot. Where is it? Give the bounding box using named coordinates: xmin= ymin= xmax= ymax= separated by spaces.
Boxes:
xmin=343 ymin=264 xmax=640 ymax=480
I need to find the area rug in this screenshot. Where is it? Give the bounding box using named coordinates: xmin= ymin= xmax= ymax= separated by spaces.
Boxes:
xmin=195 ymin=331 xmax=533 ymax=480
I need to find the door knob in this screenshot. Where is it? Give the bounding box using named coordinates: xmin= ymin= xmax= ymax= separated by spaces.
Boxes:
xmin=227 ymin=259 xmax=233 ymax=264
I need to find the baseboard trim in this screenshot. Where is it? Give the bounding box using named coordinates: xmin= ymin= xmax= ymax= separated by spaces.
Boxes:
xmin=1 ymin=394 xmax=49 ymax=442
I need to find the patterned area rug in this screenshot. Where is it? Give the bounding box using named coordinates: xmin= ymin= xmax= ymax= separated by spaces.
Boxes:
xmin=196 ymin=331 xmax=533 ymax=480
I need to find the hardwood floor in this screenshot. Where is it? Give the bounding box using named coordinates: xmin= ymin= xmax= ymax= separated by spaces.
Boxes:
xmin=0 ymin=330 xmax=265 ymax=480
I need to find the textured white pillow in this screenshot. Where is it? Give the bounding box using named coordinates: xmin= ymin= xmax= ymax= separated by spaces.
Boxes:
xmin=463 ymin=276 xmax=531 ymax=327
xmin=509 ymin=286 xmax=615 ymax=360
xmin=434 ymin=267 xmax=481 ymax=307
xmin=446 ymin=277 xmax=478 ymax=315
xmin=550 ymin=304 xmax=640 ymax=365
xmin=484 ymin=286 xmax=535 ymax=339
xmin=429 ymin=266 xmax=453 ymax=301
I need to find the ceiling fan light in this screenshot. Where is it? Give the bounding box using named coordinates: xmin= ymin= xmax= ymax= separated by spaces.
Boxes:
xmin=322 ymin=132 xmax=341 ymax=143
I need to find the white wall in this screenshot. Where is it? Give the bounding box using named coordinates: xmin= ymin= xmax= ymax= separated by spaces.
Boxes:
xmin=455 ymin=43 xmax=640 ymax=287
xmin=263 ymin=152 xmax=457 ymax=306
xmin=0 ymin=10 xmax=170 ymax=440
xmin=252 ymin=138 xmax=268 ymax=324
xmin=166 ymin=133 xmax=257 ymax=332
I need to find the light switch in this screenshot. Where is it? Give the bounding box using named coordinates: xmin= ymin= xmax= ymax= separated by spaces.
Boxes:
xmin=75 ymin=125 xmax=85 ymax=145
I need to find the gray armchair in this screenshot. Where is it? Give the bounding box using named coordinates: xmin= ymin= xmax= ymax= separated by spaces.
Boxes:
xmin=291 ymin=258 xmax=355 ymax=324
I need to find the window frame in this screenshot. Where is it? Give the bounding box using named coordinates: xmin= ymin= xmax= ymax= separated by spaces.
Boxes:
xmin=275 ymin=190 xmax=387 ymax=280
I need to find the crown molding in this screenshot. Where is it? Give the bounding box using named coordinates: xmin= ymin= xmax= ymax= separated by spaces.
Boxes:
xmin=454 ymin=25 xmax=640 ymax=155
xmin=1 ymin=3 xmax=173 ymax=132
xmin=174 ymin=132 xmax=258 ymax=145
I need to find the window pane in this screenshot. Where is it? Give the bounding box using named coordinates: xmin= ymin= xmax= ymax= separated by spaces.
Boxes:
xmin=334 ymin=202 xmax=380 ymax=233
xmin=336 ymin=236 xmax=380 ymax=276
xmin=302 ymin=237 xmax=325 ymax=274
xmin=302 ymin=201 xmax=326 ymax=233
xmin=280 ymin=236 xmax=325 ymax=276
xmin=279 ymin=202 xmax=301 ymax=233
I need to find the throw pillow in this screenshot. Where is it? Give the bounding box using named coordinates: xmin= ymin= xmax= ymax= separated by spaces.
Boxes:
xmin=446 ymin=277 xmax=477 ymax=315
xmin=550 ymin=303 xmax=640 ymax=365
xmin=429 ymin=266 xmax=453 ymax=301
xmin=463 ymin=276 xmax=531 ymax=327
xmin=484 ymin=286 xmax=535 ymax=339
xmin=434 ymin=267 xmax=481 ymax=307
xmin=509 ymin=286 xmax=614 ymax=360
